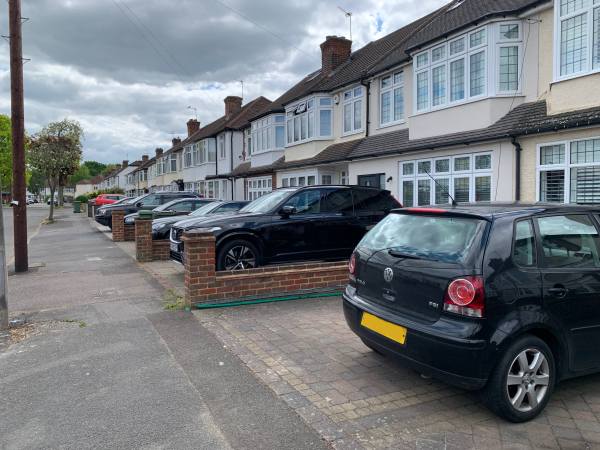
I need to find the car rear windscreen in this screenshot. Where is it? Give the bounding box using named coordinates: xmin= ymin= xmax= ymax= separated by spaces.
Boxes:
xmin=359 ymin=212 xmax=487 ymax=263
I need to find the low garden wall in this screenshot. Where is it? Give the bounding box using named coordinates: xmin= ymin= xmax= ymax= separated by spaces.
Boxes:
xmin=134 ymin=216 xmax=170 ymax=262
xmin=181 ymin=229 xmax=348 ymax=307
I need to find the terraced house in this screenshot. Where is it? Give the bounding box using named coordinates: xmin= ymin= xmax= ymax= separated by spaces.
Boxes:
xmin=218 ymin=0 xmax=598 ymax=206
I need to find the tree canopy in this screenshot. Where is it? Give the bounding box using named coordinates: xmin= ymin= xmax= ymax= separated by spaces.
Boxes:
xmin=0 ymin=115 xmax=13 ymax=191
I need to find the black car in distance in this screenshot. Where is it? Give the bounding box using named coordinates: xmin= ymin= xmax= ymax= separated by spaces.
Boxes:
xmin=94 ymin=191 xmax=198 ymax=228
xmin=170 ymin=185 xmax=400 ymax=270
xmin=343 ymin=204 xmax=600 ymax=422
xmin=151 ymin=200 xmax=248 ymax=240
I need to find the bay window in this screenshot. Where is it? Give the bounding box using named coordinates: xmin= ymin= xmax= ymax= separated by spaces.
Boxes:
xmin=342 ymin=86 xmax=363 ymax=135
xmin=380 ymin=71 xmax=405 ymax=126
xmin=247 ymin=177 xmax=272 ymax=201
xmin=555 ymin=0 xmax=600 ymax=79
xmin=286 ymin=96 xmax=332 ymax=145
xmin=184 ymin=145 xmax=193 ymax=168
xmin=250 ymin=114 xmax=285 ymax=155
xmin=414 ymin=22 xmax=522 ymax=113
xmin=399 ymin=152 xmax=492 ymax=206
xmin=538 ymin=137 xmax=600 ymax=203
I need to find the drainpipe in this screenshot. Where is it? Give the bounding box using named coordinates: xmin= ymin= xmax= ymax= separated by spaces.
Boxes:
xmin=230 ymin=131 xmax=234 ymax=200
xmin=360 ymin=77 xmax=371 ymax=137
xmin=511 ymin=136 xmax=522 ymax=202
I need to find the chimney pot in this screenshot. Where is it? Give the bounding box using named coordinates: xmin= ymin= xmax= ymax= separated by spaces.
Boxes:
xmin=186 ymin=119 xmax=200 ymax=137
xmin=172 ymin=137 xmax=182 ymax=147
xmin=320 ymin=35 xmax=352 ymax=74
xmin=155 ymin=148 xmax=163 ymax=157
xmin=224 ymin=96 xmax=242 ymax=117
xmin=122 ymin=160 xmax=129 ymax=168
xmin=142 ymin=154 xmax=149 ymax=162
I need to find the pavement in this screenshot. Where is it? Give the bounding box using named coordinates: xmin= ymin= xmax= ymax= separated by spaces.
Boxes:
xmin=196 ymin=297 xmax=600 ymax=449
xmin=0 ymin=211 xmax=327 ymax=449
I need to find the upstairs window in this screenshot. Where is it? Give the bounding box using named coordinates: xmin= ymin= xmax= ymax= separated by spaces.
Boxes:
xmin=380 ymin=71 xmax=404 ymax=126
xmin=286 ymin=96 xmax=332 ymax=145
xmin=184 ymin=145 xmax=193 ymax=168
xmin=343 ymin=86 xmax=363 ymax=135
xmin=555 ymin=0 xmax=600 ymax=79
xmin=414 ymin=22 xmax=522 ymax=113
xmin=251 ymin=114 xmax=285 ymax=154
xmin=169 ymin=154 xmax=177 ymax=172
xmin=218 ymin=135 xmax=225 ymax=160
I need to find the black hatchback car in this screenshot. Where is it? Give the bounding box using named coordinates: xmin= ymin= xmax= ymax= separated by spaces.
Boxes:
xmin=170 ymin=185 xmax=400 ymax=270
xmin=344 ymin=204 xmax=600 ymax=422
xmin=95 ymin=191 xmax=198 ymax=228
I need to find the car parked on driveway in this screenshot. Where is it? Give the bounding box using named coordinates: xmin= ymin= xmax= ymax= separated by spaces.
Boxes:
xmin=123 ymin=198 xmax=214 ymax=225
xmin=92 ymin=194 xmax=126 ymax=206
xmin=152 ymin=200 xmax=248 ymax=240
xmin=95 ymin=191 xmax=198 ymax=228
xmin=343 ymin=204 xmax=600 ymax=422
xmin=170 ymin=185 xmax=400 ymax=269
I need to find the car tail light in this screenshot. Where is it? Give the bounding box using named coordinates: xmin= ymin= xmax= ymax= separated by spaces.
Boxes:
xmin=348 ymin=253 xmax=357 ymax=275
xmin=443 ymin=276 xmax=485 ymax=318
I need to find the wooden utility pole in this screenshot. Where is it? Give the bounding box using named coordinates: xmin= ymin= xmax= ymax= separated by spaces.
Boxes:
xmin=9 ymin=0 xmax=28 ymax=273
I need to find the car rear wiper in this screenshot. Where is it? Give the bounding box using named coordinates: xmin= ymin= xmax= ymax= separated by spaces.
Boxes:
xmin=387 ymin=249 xmax=422 ymax=259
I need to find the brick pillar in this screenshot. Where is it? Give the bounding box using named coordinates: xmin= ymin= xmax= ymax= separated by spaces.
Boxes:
xmin=182 ymin=229 xmax=216 ymax=307
xmin=112 ymin=210 xmax=125 ymax=241
xmin=135 ymin=214 xmax=153 ymax=262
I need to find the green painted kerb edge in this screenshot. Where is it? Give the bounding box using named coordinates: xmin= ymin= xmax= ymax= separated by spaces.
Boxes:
xmin=194 ymin=291 xmax=342 ymax=310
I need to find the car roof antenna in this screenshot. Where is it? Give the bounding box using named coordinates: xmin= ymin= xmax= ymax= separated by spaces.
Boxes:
xmin=423 ymin=168 xmax=457 ymax=207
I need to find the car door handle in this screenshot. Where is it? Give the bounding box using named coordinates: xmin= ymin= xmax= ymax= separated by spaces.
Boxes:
xmin=548 ymin=287 xmax=569 ymax=298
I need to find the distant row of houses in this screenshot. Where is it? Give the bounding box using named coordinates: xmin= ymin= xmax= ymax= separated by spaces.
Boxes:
xmin=77 ymin=0 xmax=600 ymax=206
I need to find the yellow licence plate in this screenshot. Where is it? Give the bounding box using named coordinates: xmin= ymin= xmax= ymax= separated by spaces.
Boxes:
xmin=361 ymin=312 xmax=407 ymax=345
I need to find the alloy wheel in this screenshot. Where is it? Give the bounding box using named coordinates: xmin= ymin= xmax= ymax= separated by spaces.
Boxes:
xmin=224 ymin=245 xmax=257 ymax=270
xmin=506 ymin=348 xmax=550 ymax=412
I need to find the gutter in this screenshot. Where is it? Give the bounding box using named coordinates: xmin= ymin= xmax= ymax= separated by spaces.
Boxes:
xmin=511 ymin=136 xmax=522 ymax=201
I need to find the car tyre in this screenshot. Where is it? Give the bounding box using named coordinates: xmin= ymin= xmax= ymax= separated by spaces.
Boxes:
xmin=483 ymin=335 xmax=555 ymax=423
xmin=216 ymin=239 xmax=261 ymax=271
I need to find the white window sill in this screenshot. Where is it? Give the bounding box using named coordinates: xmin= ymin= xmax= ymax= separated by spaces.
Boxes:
xmin=378 ymin=119 xmax=406 ymax=129
xmin=552 ymin=69 xmax=600 ymax=85
xmin=285 ymin=137 xmax=333 ymax=148
xmin=342 ymin=129 xmax=364 ymax=137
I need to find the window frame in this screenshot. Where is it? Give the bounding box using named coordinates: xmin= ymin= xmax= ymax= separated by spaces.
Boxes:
xmin=342 ymin=86 xmax=364 ymax=136
xmin=250 ymin=114 xmax=286 ymax=155
xmin=536 ymin=136 xmax=600 ymax=204
xmin=511 ymin=218 xmax=538 ymax=268
xmin=399 ymin=151 xmax=493 ymax=206
xmin=553 ymin=0 xmax=600 ymax=82
xmin=285 ymin=95 xmax=332 ymax=146
xmin=379 ymin=71 xmax=405 ymax=128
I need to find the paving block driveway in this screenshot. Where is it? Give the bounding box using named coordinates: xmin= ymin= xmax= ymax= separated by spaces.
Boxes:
xmin=195 ymin=297 xmax=600 ymax=450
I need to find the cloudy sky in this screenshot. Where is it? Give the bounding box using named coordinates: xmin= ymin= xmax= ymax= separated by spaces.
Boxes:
xmin=0 ymin=0 xmax=445 ymax=163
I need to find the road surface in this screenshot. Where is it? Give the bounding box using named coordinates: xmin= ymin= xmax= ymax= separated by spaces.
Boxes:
xmin=2 ymin=204 xmax=50 ymax=266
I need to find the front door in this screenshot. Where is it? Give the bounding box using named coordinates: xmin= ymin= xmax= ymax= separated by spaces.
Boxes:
xmin=537 ymin=214 xmax=600 ymax=372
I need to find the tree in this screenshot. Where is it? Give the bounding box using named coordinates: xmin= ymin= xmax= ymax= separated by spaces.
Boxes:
xmin=68 ymin=164 xmax=91 ymax=185
xmin=27 ymin=168 xmax=45 ymax=196
xmin=83 ymin=161 xmax=106 ymax=177
xmin=0 ymin=115 xmax=13 ymax=199
xmin=102 ymin=163 xmax=120 ymax=176
xmin=28 ymin=119 xmax=83 ymax=221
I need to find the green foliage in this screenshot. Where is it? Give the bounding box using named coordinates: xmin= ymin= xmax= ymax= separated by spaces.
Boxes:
xmin=0 ymin=115 xmax=12 ymax=190
xmin=163 ymin=289 xmax=185 ymax=310
xmin=74 ymin=194 xmax=89 ymax=203
xmin=28 ymin=119 xmax=84 ymax=221
xmin=68 ymin=165 xmax=91 ymax=185
xmin=102 ymin=163 xmax=121 ymax=176
xmin=82 ymin=161 xmax=106 ymax=177
xmin=27 ymin=169 xmax=45 ymax=195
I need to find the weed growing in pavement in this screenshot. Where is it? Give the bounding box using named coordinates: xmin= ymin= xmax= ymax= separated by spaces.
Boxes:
xmin=62 ymin=319 xmax=87 ymax=328
xmin=163 ymin=289 xmax=185 ymax=310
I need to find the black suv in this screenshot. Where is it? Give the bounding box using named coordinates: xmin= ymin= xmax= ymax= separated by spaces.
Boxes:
xmin=170 ymin=186 xmax=400 ymax=270
xmin=95 ymin=191 xmax=198 ymax=228
xmin=343 ymin=204 xmax=600 ymax=422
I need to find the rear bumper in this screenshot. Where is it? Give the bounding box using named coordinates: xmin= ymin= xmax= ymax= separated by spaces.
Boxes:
xmin=343 ymin=292 xmax=490 ymax=390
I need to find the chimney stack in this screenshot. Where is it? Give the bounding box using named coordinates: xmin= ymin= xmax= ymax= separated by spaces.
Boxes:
xmin=122 ymin=160 xmax=129 ymax=168
xmin=320 ymin=36 xmax=352 ymax=74
xmin=172 ymin=137 xmax=182 ymax=147
xmin=224 ymin=96 xmax=242 ymax=117
xmin=155 ymin=148 xmax=163 ymax=158
xmin=142 ymin=154 xmax=149 ymax=162
xmin=186 ymin=119 xmax=200 ymax=137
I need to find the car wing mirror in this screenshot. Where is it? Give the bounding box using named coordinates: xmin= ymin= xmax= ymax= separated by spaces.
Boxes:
xmin=280 ymin=205 xmax=297 ymax=216
xmin=136 ymin=201 xmax=143 ymax=207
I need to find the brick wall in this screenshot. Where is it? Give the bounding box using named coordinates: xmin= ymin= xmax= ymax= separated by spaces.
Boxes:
xmin=112 ymin=210 xmax=125 ymax=241
xmin=134 ymin=217 xmax=173 ymax=262
xmin=135 ymin=217 xmax=153 ymax=262
xmin=124 ymin=224 xmax=135 ymax=241
xmin=182 ymin=229 xmax=348 ymax=307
